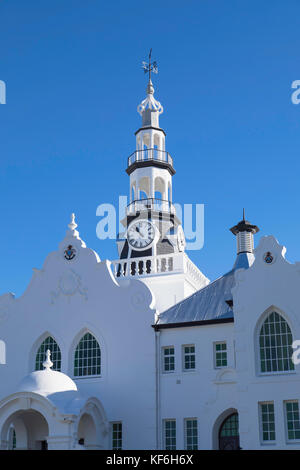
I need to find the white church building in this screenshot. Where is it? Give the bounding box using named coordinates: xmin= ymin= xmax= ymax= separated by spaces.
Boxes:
xmin=0 ymin=70 xmax=299 ymax=451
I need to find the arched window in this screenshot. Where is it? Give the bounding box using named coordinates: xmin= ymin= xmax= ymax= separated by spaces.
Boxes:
xmin=35 ymin=336 xmax=61 ymax=371
xmin=219 ymin=413 xmax=239 ymax=450
xmin=74 ymin=333 xmax=101 ymax=377
xmin=259 ymin=311 xmax=295 ymax=373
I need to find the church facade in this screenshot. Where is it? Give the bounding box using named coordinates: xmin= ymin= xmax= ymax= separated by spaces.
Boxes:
xmin=0 ymin=73 xmax=299 ymax=450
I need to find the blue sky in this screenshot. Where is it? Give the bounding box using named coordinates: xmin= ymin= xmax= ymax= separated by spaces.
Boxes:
xmin=1 ymin=0 xmax=300 ymax=297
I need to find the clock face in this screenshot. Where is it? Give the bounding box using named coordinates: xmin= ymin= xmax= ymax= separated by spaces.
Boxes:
xmin=127 ymin=220 xmax=156 ymax=251
xmin=177 ymin=225 xmax=186 ymax=252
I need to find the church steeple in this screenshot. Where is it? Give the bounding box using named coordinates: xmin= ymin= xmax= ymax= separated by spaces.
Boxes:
xmin=126 ymin=50 xmax=175 ymax=208
xmin=117 ymin=51 xmax=184 ymax=261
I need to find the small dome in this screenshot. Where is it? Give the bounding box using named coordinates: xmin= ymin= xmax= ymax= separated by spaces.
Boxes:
xmin=18 ymin=369 xmax=77 ymax=396
xmin=18 ymin=349 xmax=77 ymax=397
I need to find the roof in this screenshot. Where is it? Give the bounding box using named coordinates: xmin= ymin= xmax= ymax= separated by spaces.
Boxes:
xmin=155 ymin=270 xmax=236 ymax=328
xmin=18 ymin=369 xmax=78 ymax=396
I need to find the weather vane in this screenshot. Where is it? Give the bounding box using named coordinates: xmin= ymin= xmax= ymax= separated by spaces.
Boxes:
xmin=142 ymin=49 xmax=158 ymax=81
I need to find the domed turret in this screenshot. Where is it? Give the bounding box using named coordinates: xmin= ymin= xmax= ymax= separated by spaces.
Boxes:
xmin=18 ymin=350 xmax=77 ymax=397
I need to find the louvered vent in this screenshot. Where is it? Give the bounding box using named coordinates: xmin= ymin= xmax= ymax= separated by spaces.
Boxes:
xmin=237 ymin=231 xmax=253 ymax=254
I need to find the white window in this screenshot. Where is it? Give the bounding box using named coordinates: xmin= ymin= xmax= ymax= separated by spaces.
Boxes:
xmin=214 ymin=342 xmax=227 ymax=368
xmin=112 ymin=422 xmax=122 ymax=450
xmin=259 ymin=402 xmax=276 ymax=443
xmin=183 ymin=345 xmax=195 ymax=371
xmin=285 ymin=401 xmax=300 ymax=441
xmin=36 ymin=336 xmax=61 ymax=371
xmin=162 ymin=346 xmax=175 ymax=373
xmin=259 ymin=312 xmax=294 ymax=373
xmin=184 ymin=419 xmax=198 ymax=450
xmin=163 ymin=419 xmax=176 ymax=450
xmin=74 ymin=332 xmax=101 ymax=377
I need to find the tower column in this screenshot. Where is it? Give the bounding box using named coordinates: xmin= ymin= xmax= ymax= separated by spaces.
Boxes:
xmin=150 ymin=178 xmax=154 ymax=199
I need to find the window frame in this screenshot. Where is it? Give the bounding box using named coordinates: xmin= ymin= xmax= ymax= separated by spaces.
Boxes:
xmin=257 ymin=311 xmax=295 ymax=376
xmin=214 ymin=341 xmax=228 ymax=369
xmin=162 ymin=346 xmax=175 ymax=374
xmin=163 ymin=419 xmax=176 ymax=450
xmin=182 ymin=344 xmax=196 ymax=372
xmin=35 ymin=336 xmax=62 ymax=372
xmin=184 ymin=418 xmax=198 ymax=450
xmin=284 ymin=400 xmax=300 ymax=444
xmin=258 ymin=402 xmax=276 ymax=445
xmin=111 ymin=421 xmax=122 ymax=450
xmin=73 ymin=332 xmax=101 ymax=379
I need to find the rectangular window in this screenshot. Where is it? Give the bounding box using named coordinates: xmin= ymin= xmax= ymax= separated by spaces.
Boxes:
xmin=184 ymin=419 xmax=198 ymax=450
xmin=259 ymin=403 xmax=276 ymax=443
xmin=285 ymin=401 xmax=300 ymax=441
xmin=112 ymin=422 xmax=122 ymax=450
xmin=183 ymin=345 xmax=195 ymax=370
xmin=164 ymin=420 xmax=176 ymax=450
xmin=215 ymin=342 xmax=227 ymax=368
xmin=162 ymin=347 xmax=175 ymax=373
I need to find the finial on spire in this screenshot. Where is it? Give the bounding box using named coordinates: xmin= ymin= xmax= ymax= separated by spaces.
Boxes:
xmin=68 ymin=213 xmax=78 ymax=232
xmin=138 ymin=50 xmax=163 ymax=117
xmin=243 ymin=208 xmax=245 ymax=221
xmin=43 ymin=350 xmax=53 ymax=370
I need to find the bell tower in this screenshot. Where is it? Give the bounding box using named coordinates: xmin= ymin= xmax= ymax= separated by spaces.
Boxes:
xmin=113 ymin=51 xmax=209 ymax=312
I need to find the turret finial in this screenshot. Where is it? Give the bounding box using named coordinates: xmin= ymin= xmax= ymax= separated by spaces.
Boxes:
xmin=43 ymin=349 xmax=53 ymax=370
xmin=138 ymin=50 xmax=163 ymax=117
xmin=68 ymin=213 xmax=78 ymax=232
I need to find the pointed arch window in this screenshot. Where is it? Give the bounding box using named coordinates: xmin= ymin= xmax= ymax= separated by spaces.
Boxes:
xmin=259 ymin=312 xmax=295 ymax=373
xmin=74 ymin=333 xmax=101 ymax=377
xmin=35 ymin=336 xmax=61 ymax=371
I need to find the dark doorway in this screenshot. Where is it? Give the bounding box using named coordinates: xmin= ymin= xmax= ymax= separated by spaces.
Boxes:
xmin=218 ymin=413 xmax=240 ymax=450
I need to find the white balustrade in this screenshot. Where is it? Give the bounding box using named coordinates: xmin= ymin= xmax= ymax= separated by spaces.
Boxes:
xmin=111 ymin=252 xmax=207 ymax=289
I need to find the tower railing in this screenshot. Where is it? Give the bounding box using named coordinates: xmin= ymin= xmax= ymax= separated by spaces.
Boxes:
xmin=127 ymin=198 xmax=175 ymax=214
xmin=110 ymin=252 xmax=209 ymax=290
xmin=128 ymin=148 xmax=173 ymax=168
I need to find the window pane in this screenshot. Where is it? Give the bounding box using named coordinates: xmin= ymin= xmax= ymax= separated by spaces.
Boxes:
xmin=112 ymin=422 xmax=122 ymax=450
xmin=35 ymin=336 xmax=61 ymax=371
xmin=183 ymin=345 xmax=196 ymax=370
xmin=74 ymin=333 xmax=101 ymax=377
xmin=260 ymin=403 xmax=276 ymax=442
xmin=164 ymin=420 xmax=176 ymax=450
xmin=163 ymin=346 xmax=175 ymax=372
xmin=215 ymin=342 xmax=227 ymax=368
xmin=220 ymin=413 xmax=239 ymax=437
xmin=259 ymin=313 xmax=294 ymax=373
xmin=285 ymin=402 xmax=300 ymax=441
xmin=185 ymin=419 xmax=198 ymax=450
